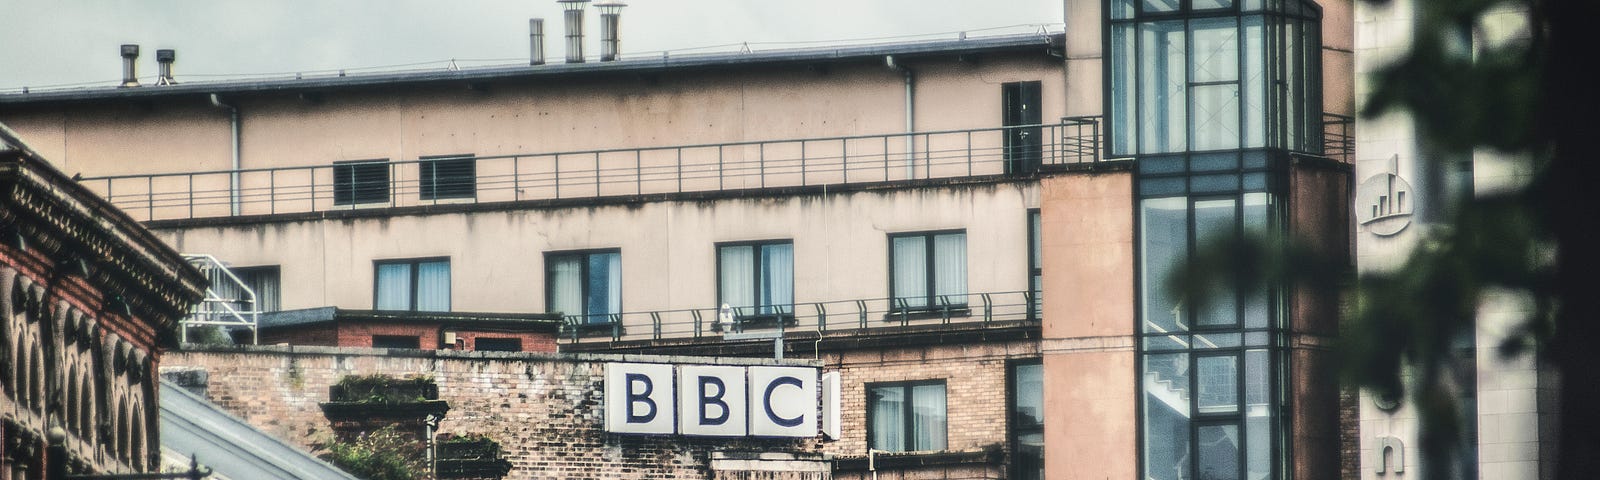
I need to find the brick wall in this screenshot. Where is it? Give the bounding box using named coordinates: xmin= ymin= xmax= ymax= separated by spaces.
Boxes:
xmin=163 ymin=346 xmax=823 ymax=480
xmin=820 ymin=339 xmax=1039 ymax=479
xmin=258 ymin=324 xmax=338 ymax=346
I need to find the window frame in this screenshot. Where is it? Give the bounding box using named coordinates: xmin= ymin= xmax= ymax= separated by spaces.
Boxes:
xmin=544 ymin=248 xmax=623 ymax=325
xmin=865 ymin=379 xmax=949 ymax=452
xmin=419 ymin=154 xmax=477 ymax=201
xmin=229 ymin=265 xmax=281 ymax=313
xmin=887 ymin=229 xmax=968 ymax=313
xmin=371 ymin=335 xmax=421 ymax=349
xmin=1027 ymin=210 xmax=1043 ymax=320
xmin=372 ymin=257 xmax=451 ymax=312
xmin=332 ymin=159 xmax=391 ymax=206
xmin=473 ymin=337 xmax=522 ymax=352
xmin=1009 ymin=359 xmax=1045 ymax=480
xmin=714 ymin=239 xmax=796 ymax=321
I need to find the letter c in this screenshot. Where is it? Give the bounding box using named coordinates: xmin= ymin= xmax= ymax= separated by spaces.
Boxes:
xmin=763 ymin=376 xmax=804 ymax=427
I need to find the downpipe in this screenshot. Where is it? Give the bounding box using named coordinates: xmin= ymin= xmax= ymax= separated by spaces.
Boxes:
xmin=209 ymin=94 xmax=241 ymax=216
xmin=885 ymin=56 xmax=915 ymax=179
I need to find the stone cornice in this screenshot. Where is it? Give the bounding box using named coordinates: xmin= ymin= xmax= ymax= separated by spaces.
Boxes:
xmin=1 ymin=125 xmax=205 ymax=342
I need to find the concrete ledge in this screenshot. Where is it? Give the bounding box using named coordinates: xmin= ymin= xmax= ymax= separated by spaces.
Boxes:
xmin=831 ymin=446 xmax=1002 ymax=472
xmin=173 ymin=343 xmax=823 ymax=367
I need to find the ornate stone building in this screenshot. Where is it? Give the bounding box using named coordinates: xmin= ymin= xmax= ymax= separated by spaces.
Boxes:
xmin=0 ymin=125 xmax=205 ymax=479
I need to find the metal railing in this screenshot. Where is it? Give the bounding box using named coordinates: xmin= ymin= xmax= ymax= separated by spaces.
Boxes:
xmin=80 ymin=119 xmax=1104 ymax=222
xmin=558 ymin=289 xmax=1040 ymax=344
xmin=1322 ymin=113 xmax=1354 ymax=163
xmin=181 ymin=254 xmax=260 ymax=344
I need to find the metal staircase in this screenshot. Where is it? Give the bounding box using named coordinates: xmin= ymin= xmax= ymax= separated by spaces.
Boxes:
xmin=180 ymin=254 xmax=260 ymax=344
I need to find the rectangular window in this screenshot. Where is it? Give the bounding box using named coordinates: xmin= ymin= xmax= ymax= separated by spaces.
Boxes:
xmin=374 ymin=258 xmax=451 ymax=312
xmin=372 ymin=335 xmax=421 ymax=349
xmin=868 ymin=381 xmax=947 ymax=452
xmin=333 ymin=160 xmax=390 ymax=205
xmin=419 ymin=154 xmax=476 ymax=200
xmin=1028 ymin=211 xmax=1042 ymax=319
xmin=474 ymin=337 xmax=522 ymax=352
xmin=231 ymin=266 xmax=281 ymax=312
xmin=717 ymin=241 xmax=794 ymax=317
xmin=1011 ymin=361 xmax=1045 ymax=480
xmin=546 ymin=250 xmax=622 ymax=324
xmin=1002 ymin=81 xmax=1043 ymax=174
xmin=889 ymin=231 xmax=966 ymax=311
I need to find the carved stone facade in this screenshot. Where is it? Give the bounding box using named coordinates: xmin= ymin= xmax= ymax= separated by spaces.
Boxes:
xmin=1 ymin=125 xmax=205 ymax=479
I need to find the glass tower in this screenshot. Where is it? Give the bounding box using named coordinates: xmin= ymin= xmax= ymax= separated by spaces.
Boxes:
xmin=1108 ymin=0 xmax=1322 ymax=478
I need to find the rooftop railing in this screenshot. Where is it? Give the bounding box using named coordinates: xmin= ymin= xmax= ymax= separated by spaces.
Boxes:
xmin=558 ymin=289 xmax=1041 ymax=345
xmin=82 ymin=118 xmax=1104 ymax=222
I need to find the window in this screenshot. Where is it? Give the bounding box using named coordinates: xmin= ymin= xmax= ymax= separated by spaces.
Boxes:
xmin=1138 ymin=192 xmax=1281 ymax=480
xmin=1011 ymin=361 xmax=1044 ymax=480
xmin=889 ymin=231 xmax=966 ymax=311
xmin=1002 ymin=81 xmax=1043 ymax=174
xmin=420 ymin=154 xmax=476 ymax=200
xmin=210 ymin=265 xmax=280 ymax=313
xmin=1028 ymin=210 xmax=1042 ymax=319
xmin=717 ymin=241 xmax=794 ymax=318
xmin=546 ymin=250 xmax=621 ymax=324
xmin=1108 ymin=0 xmax=1323 ymax=156
xmin=474 ymin=337 xmax=522 ymax=352
xmin=372 ymin=335 xmax=420 ymax=349
xmin=868 ymin=381 xmax=947 ymax=452
xmin=333 ymin=160 xmax=391 ymax=205
xmin=374 ymin=258 xmax=451 ymax=312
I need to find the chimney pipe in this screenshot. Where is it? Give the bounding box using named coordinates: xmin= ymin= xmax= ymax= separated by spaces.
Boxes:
xmin=597 ymin=2 xmax=625 ymax=62
xmin=559 ymin=0 xmax=589 ymax=63
xmin=119 ymin=44 xmax=140 ymax=88
xmin=529 ymin=18 xmax=546 ymax=65
xmin=156 ymin=49 xmax=176 ymax=85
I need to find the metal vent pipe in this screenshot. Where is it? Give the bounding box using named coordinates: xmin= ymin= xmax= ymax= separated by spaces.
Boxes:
xmin=119 ymin=44 xmax=140 ymax=88
xmin=597 ymin=2 xmax=625 ymax=61
xmin=156 ymin=49 xmax=176 ymax=85
xmin=529 ymin=18 xmax=546 ymax=65
xmin=559 ymin=0 xmax=589 ymax=63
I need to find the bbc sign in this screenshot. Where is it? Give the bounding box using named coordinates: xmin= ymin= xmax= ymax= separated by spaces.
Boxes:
xmin=603 ymin=363 xmax=840 ymax=438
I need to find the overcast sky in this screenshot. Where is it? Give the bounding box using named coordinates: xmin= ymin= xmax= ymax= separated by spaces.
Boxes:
xmin=0 ymin=0 xmax=1063 ymax=92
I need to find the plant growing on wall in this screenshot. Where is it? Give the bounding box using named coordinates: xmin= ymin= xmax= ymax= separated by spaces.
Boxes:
xmin=318 ymin=425 xmax=426 ymax=480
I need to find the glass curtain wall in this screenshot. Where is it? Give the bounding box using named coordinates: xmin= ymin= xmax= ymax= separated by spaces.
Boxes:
xmin=1109 ymin=0 xmax=1322 ymax=158
xmin=1110 ymin=0 xmax=1318 ymax=478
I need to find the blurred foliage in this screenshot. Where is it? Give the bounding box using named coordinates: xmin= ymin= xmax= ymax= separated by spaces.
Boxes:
xmin=1173 ymin=0 xmax=1597 ymax=478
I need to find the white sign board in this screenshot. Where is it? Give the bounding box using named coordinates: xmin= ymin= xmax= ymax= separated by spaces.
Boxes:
xmin=604 ymin=363 xmax=676 ymax=434
xmin=820 ymin=371 xmax=841 ymax=440
xmin=677 ymin=365 xmax=749 ymax=437
xmin=603 ymin=362 xmax=826 ymax=439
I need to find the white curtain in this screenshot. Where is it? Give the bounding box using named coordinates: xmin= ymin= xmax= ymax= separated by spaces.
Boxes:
xmin=869 ymin=386 xmax=905 ymax=451
xmin=911 ymin=383 xmax=947 ymax=450
xmin=892 ymin=237 xmax=927 ymax=308
xmin=548 ymin=256 xmax=583 ymax=322
xmin=375 ymin=263 xmax=411 ymax=310
xmin=760 ymin=244 xmax=793 ymax=314
xmin=933 ymin=233 xmax=967 ymax=306
xmin=415 ymin=261 xmax=451 ymax=312
xmin=602 ymin=253 xmax=621 ymax=316
xmin=720 ymin=246 xmax=755 ymax=312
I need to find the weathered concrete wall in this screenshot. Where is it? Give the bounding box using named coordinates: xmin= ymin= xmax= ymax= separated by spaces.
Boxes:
xmin=1 ymin=54 xmax=1063 ymax=178
xmin=163 ymin=346 xmax=825 ymax=480
xmin=1037 ymin=168 xmax=1136 ymax=480
xmin=151 ymin=181 xmax=1038 ymax=323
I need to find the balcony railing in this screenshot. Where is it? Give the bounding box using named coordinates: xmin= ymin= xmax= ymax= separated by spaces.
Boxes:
xmin=82 ymin=118 xmax=1105 ymax=222
xmin=1322 ymin=113 xmax=1354 ymax=163
xmin=558 ymin=289 xmax=1040 ymax=344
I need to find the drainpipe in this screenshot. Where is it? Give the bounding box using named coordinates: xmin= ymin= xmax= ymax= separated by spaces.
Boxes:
xmin=885 ymin=55 xmax=915 ymax=178
xmin=209 ymin=94 xmax=241 ymax=216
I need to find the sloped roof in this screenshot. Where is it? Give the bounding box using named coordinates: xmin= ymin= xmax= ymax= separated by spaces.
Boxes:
xmin=159 ymin=379 xmax=361 ymax=480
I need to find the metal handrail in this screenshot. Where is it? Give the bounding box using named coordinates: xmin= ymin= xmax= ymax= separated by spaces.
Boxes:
xmin=557 ymin=289 xmax=1042 ymax=344
xmin=180 ymin=253 xmax=260 ymax=344
xmin=81 ymin=120 xmax=1106 ymax=222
